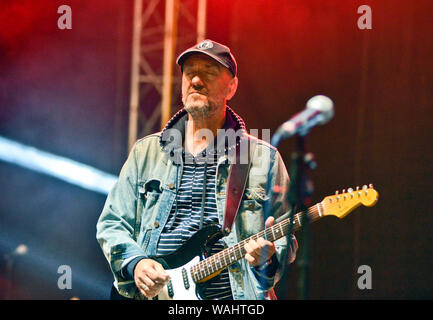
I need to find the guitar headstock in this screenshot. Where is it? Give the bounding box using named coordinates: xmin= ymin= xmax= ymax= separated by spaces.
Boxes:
xmin=322 ymin=184 xmax=379 ymax=219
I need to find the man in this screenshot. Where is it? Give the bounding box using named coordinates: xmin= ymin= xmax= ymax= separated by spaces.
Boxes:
xmin=96 ymin=39 xmax=298 ymax=300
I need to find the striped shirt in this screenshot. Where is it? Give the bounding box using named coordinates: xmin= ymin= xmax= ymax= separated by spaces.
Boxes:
xmin=156 ymin=153 xmax=233 ymax=300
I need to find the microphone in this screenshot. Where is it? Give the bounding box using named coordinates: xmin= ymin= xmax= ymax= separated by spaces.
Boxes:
xmin=12 ymin=244 xmax=28 ymax=256
xmin=274 ymin=95 xmax=334 ymax=141
xmin=4 ymin=244 xmax=28 ymax=260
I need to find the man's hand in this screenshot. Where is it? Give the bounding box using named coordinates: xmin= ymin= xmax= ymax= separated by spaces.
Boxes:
xmin=134 ymin=259 xmax=170 ymax=299
xmin=244 ymin=216 xmax=299 ymax=267
xmin=244 ymin=217 xmax=276 ymax=267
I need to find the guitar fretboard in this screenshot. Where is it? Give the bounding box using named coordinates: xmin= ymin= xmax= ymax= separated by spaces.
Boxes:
xmin=190 ymin=202 xmax=325 ymax=283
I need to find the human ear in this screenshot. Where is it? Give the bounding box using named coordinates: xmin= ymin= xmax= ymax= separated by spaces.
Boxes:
xmin=226 ymin=76 xmax=238 ymax=100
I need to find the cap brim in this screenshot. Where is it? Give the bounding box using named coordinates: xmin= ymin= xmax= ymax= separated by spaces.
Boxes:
xmin=176 ymin=49 xmax=231 ymax=71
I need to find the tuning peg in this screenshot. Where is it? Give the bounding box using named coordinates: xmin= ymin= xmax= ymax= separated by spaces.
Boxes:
xmin=369 ymin=183 xmax=374 ymax=189
xmin=342 ymin=189 xmax=346 ymax=194
xmin=348 ymin=188 xmax=354 ymax=193
xmin=362 ymin=185 xmax=368 ymax=190
xmin=335 ymin=190 xmax=339 ymax=195
xmin=356 ymin=186 xmax=360 ymax=191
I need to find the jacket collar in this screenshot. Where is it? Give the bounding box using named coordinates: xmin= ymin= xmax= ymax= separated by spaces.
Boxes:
xmin=159 ymin=106 xmax=247 ymax=164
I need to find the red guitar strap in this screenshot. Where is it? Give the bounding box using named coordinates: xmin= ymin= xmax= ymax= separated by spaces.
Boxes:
xmin=222 ymin=138 xmax=257 ymax=235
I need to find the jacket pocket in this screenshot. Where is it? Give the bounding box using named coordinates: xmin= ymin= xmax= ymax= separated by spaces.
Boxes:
xmin=242 ymin=186 xmax=269 ymax=203
xmin=135 ymin=179 xmax=162 ymax=242
xmin=237 ymin=187 xmax=269 ymax=238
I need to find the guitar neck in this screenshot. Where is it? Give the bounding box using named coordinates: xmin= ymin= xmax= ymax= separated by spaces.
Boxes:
xmin=190 ymin=202 xmax=325 ymax=283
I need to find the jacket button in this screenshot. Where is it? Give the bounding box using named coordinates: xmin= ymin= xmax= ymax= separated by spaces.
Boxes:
xmin=248 ymin=202 xmax=255 ymax=210
xmin=168 ymin=182 xmax=175 ymax=189
xmin=154 ymin=221 xmax=159 ymax=228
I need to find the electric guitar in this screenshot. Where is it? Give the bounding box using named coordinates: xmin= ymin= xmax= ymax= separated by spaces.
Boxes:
xmin=143 ymin=185 xmax=379 ymax=300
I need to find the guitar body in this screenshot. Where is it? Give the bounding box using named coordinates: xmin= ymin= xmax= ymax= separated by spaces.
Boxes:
xmin=152 ymin=224 xmax=223 ymax=300
xmin=157 ymin=255 xmax=201 ymax=300
xmin=110 ymin=224 xmax=223 ymax=300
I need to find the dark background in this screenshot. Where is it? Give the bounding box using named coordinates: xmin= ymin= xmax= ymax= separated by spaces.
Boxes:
xmin=0 ymin=0 xmax=431 ymax=299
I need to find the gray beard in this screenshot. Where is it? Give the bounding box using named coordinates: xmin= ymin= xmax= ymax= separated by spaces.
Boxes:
xmin=183 ymin=98 xmax=216 ymax=119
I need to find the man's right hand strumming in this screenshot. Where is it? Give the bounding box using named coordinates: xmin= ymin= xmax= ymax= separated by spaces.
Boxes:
xmin=134 ymin=259 xmax=170 ymax=299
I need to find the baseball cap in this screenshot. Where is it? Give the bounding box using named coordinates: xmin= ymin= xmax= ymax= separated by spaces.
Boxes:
xmin=176 ymin=39 xmax=237 ymax=77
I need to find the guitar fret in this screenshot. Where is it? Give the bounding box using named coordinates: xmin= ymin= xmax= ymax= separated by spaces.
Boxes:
xmin=200 ymin=264 xmax=205 ymax=278
xmin=209 ymin=259 xmax=214 ymax=274
xmin=234 ymin=244 xmax=240 ymax=260
xmin=230 ymin=247 xmax=236 ymax=262
xmin=215 ymin=255 xmax=220 ymax=270
xmin=271 ymin=226 xmax=276 ymax=241
xmin=223 ymin=251 xmax=229 ymax=265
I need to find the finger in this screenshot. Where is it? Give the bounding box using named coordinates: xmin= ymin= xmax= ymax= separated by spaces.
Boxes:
xmin=247 ymin=239 xmax=260 ymax=253
xmin=244 ymin=241 xmax=260 ymax=264
xmin=137 ymin=276 xmax=164 ymax=298
xmin=288 ymin=235 xmax=298 ymax=263
xmin=140 ymin=274 xmax=156 ymax=289
xmin=153 ymin=262 xmax=170 ymax=283
xmin=146 ymin=266 xmax=169 ymax=284
xmin=244 ymin=241 xmax=256 ymax=256
xmin=292 ymin=235 xmax=299 ymax=250
xmin=257 ymin=238 xmax=275 ymax=252
xmin=136 ymin=280 xmax=149 ymax=297
xmin=244 ymin=253 xmax=256 ymax=265
xmin=146 ymin=281 xmax=167 ymax=298
xmin=265 ymin=216 xmax=275 ymax=228
xmin=244 ymin=241 xmax=252 ymax=253
xmin=253 ymin=239 xmax=272 ymax=263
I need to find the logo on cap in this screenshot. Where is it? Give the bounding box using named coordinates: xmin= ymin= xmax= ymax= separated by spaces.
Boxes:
xmin=197 ymin=40 xmax=213 ymax=50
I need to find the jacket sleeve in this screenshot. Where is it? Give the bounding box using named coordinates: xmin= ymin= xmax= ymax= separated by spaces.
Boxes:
xmin=96 ymin=143 xmax=147 ymax=296
xmin=250 ymin=147 xmax=293 ymax=292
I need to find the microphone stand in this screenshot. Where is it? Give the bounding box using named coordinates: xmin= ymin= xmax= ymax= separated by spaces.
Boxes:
xmin=262 ymin=95 xmax=332 ymax=299
xmin=266 ymin=129 xmax=316 ymax=300
xmin=4 ymin=253 xmax=15 ymax=300
xmin=288 ymin=135 xmax=315 ymax=300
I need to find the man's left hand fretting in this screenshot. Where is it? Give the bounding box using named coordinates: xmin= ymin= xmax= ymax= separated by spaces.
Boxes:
xmin=244 ymin=217 xmax=276 ymax=267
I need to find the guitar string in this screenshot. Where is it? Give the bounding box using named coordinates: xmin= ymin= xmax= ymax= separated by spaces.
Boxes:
xmin=192 ymin=207 xmax=318 ymax=282
xmin=191 ymin=205 xmax=322 ymax=282
xmin=191 ymin=191 xmax=370 ymax=282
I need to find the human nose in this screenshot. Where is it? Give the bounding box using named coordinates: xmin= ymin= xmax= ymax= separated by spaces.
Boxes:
xmin=191 ymin=74 xmax=204 ymax=87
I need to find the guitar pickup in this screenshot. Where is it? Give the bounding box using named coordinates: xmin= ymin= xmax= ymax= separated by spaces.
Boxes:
xmin=167 ymin=279 xmax=174 ymax=298
xmin=182 ymin=268 xmax=190 ymax=289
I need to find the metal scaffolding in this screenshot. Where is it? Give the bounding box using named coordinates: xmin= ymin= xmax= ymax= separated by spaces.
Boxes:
xmin=128 ymin=0 xmax=207 ymax=150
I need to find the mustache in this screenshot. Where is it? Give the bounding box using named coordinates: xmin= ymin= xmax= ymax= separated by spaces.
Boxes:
xmin=188 ymin=90 xmax=207 ymax=96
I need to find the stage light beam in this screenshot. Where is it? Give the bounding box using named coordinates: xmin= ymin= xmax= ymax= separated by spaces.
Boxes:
xmin=0 ymin=136 xmax=117 ymax=195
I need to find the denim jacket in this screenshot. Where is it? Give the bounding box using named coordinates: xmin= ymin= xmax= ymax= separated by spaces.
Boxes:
xmin=96 ymin=107 xmax=292 ymax=300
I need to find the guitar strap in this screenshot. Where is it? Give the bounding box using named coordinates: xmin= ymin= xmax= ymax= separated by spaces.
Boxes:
xmin=222 ymin=138 xmax=257 ymax=235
